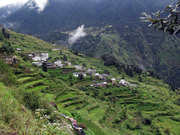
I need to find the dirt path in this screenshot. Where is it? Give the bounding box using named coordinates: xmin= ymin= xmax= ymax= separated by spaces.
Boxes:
xmin=62 ymin=119 xmax=74 ymax=135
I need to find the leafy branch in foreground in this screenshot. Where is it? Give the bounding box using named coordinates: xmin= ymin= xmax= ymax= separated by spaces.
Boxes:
xmin=140 ymin=0 xmax=180 ymax=35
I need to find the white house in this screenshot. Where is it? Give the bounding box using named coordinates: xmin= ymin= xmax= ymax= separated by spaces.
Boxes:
xmin=32 ymin=56 xmax=42 ymax=61
xmin=87 ymin=69 xmax=96 ymax=76
xmin=16 ymin=48 xmax=21 ymax=51
xmin=90 ymin=82 xmax=108 ymax=88
xmin=54 ymin=60 xmax=62 ymax=66
xmin=111 ymin=78 xmax=116 ymax=85
xmin=73 ymin=72 xmax=87 ymax=78
xmin=32 ymin=53 xmax=49 ymax=62
xmin=65 ymin=61 xmax=72 ymax=66
xmin=41 ymin=53 xmax=49 ymax=61
xmin=94 ymin=73 xmax=102 ymax=79
xmin=32 ymin=62 xmax=43 ymax=67
xmin=28 ymin=54 xmax=33 ymax=58
xmin=101 ymin=74 xmax=109 ymax=79
xmin=119 ymin=79 xmax=130 ymax=86
xmin=74 ymin=65 xmax=83 ymax=70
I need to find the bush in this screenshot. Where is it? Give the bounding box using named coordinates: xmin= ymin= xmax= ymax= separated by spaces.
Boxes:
xmin=0 ymin=59 xmax=16 ymax=85
xmin=142 ymin=118 xmax=152 ymax=125
xmin=22 ymin=91 xmax=48 ymax=111
xmin=0 ymin=43 xmax=14 ymax=54
xmin=2 ymin=27 xmax=10 ymax=38
xmin=78 ymin=74 xmax=84 ymax=80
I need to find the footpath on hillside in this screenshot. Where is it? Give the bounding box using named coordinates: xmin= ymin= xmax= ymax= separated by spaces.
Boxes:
xmin=61 ymin=113 xmax=86 ymax=135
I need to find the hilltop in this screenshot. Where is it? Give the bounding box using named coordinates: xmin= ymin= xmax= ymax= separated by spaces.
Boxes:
xmin=0 ymin=27 xmax=180 ymax=135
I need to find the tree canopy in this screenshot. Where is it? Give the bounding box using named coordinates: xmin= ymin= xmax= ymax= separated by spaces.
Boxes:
xmin=140 ymin=0 xmax=180 ymax=35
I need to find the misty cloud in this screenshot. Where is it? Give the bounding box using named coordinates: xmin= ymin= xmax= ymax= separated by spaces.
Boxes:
xmin=68 ymin=25 xmax=86 ymax=45
xmin=27 ymin=0 xmax=48 ymax=12
xmin=35 ymin=0 xmax=48 ymax=12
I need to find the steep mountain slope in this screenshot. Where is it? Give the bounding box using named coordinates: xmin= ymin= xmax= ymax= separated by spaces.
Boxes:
xmin=0 ymin=4 xmax=21 ymax=21
xmin=45 ymin=25 xmax=180 ymax=88
xmin=0 ymin=27 xmax=180 ymax=135
xmin=2 ymin=0 xmax=176 ymax=35
xmin=1 ymin=0 xmax=179 ymax=88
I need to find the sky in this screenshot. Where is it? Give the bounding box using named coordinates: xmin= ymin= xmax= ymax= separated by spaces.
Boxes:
xmin=0 ymin=0 xmax=48 ymax=12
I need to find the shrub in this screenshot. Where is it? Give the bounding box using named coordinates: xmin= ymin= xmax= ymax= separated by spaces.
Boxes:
xmin=78 ymin=74 xmax=84 ymax=80
xmin=0 ymin=43 xmax=14 ymax=54
xmin=22 ymin=91 xmax=48 ymax=111
xmin=2 ymin=27 xmax=10 ymax=38
xmin=142 ymin=118 xmax=152 ymax=125
xmin=0 ymin=59 xmax=16 ymax=85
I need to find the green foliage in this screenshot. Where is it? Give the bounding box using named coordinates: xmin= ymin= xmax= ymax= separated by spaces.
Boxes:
xmin=78 ymin=74 xmax=84 ymax=80
xmin=0 ymin=59 xmax=16 ymax=85
xmin=141 ymin=1 xmax=180 ymax=34
xmin=2 ymin=28 xmax=10 ymax=38
xmin=0 ymin=43 xmax=15 ymax=54
xmin=42 ymin=62 xmax=48 ymax=72
xmin=22 ymin=91 xmax=46 ymax=111
xmin=101 ymin=54 xmax=143 ymax=77
xmin=0 ymin=83 xmax=41 ymax=134
xmin=63 ymin=55 xmax=68 ymax=61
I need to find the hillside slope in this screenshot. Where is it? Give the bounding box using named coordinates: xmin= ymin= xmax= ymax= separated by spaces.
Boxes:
xmin=1 ymin=0 xmax=180 ymax=88
xmin=0 ymin=27 xmax=180 ymax=135
xmin=45 ymin=25 xmax=180 ymax=88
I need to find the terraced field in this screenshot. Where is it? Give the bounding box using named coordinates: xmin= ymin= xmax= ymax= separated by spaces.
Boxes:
xmin=12 ymin=66 xmax=180 ymax=135
xmin=17 ymin=72 xmax=49 ymax=92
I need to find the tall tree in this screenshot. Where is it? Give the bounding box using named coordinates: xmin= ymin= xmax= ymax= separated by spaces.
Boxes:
xmin=42 ymin=62 xmax=47 ymax=72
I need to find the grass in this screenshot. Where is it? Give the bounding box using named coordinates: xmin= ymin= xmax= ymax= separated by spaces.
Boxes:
xmin=0 ymin=83 xmax=40 ymax=134
xmin=28 ymin=85 xmax=48 ymax=92
xmin=22 ymin=79 xmax=46 ymax=88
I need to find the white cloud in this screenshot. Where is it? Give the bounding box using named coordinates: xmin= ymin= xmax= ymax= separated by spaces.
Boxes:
xmin=68 ymin=25 xmax=86 ymax=45
xmin=35 ymin=0 xmax=48 ymax=12
xmin=0 ymin=0 xmax=28 ymax=8
xmin=27 ymin=0 xmax=48 ymax=12
xmin=0 ymin=0 xmax=48 ymax=12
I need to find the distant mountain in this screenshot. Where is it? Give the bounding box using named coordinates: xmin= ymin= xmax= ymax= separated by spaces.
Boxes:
xmin=0 ymin=4 xmax=21 ymax=22
xmin=1 ymin=0 xmax=176 ymax=35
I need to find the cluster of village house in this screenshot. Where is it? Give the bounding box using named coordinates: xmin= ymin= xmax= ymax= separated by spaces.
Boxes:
xmin=28 ymin=51 xmax=137 ymax=88
xmin=1 ymin=49 xmax=136 ymax=88
xmin=0 ymin=48 xmax=22 ymax=65
xmin=1 ymin=55 xmax=18 ymax=65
